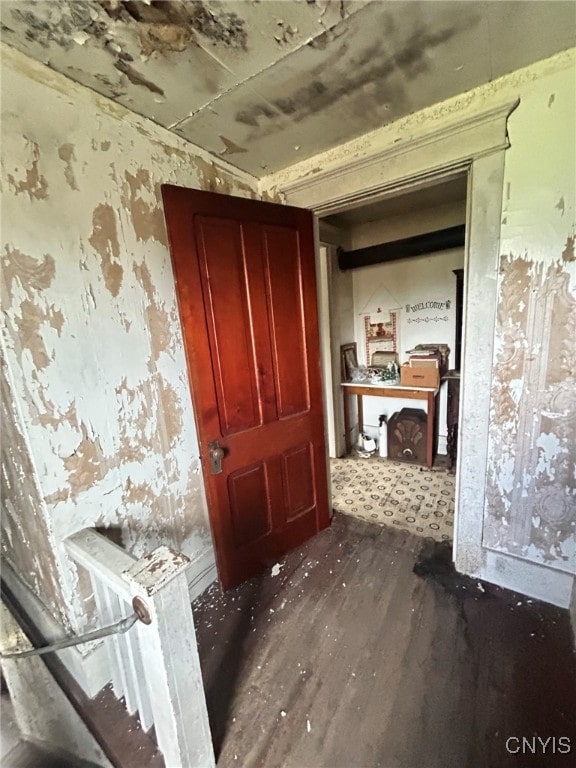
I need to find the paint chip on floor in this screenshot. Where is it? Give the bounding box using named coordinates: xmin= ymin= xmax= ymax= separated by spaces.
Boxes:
xmin=306 ymin=718 xmax=311 ymax=733
xmin=271 ymin=562 xmax=284 ymax=577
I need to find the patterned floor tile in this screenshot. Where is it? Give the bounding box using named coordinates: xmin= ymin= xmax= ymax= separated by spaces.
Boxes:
xmin=330 ymin=454 xmax=455 ymax=543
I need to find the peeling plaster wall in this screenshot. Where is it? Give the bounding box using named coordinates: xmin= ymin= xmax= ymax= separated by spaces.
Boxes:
xmin=1 ymin=44 xmax=258 ymax=630
xmin=483 ymin=62 xmax=576 ymax=574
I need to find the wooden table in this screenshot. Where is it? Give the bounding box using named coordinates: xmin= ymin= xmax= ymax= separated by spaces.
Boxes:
xmin=341 ymin=382 xmax=440 ymax=468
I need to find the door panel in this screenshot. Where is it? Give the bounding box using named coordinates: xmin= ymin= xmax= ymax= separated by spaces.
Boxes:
xmin=263 ymin=226 xmax=310 ymax=419
xmin=197 ymin=217 xmax=261 ymax=435
xmin=229 ymin=463 xmax=272 ymax=547
xmin=282 ymin=443 xmax=315 ymax=521
xmin=162 ymin=186 xmax=331 ymax=589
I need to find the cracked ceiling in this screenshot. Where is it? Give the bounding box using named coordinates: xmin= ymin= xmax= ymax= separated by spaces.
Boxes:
xmin=1 ymin=0 xmax=575 ymax=177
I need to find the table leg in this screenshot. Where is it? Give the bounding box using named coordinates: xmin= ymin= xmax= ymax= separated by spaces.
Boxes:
xmin=357 ymin=394 xmax=364 ymax=441
xmin=343 ymin=389 xmax=351 ymax=455
xmin=426 ymin=391 xmax=436 ymax=469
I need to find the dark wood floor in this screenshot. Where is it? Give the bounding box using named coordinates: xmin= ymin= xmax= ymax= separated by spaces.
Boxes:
xmin=192 ymin=513 xmax=576 ymax=768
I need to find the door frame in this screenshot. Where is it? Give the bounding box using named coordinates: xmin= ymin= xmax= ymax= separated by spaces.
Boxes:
xmin=316 ymin=243 xmax=337 ymax=458
xmin=272 ymin=99 xmax=519 ymax=584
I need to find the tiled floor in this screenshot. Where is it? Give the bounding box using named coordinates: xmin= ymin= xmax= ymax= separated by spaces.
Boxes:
xmin=330 ymin=454 xmax=455 ymax=542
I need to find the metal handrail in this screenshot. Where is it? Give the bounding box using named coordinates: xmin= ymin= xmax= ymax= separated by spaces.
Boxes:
xmin=0 ymin=613 xmax=138 ymax=659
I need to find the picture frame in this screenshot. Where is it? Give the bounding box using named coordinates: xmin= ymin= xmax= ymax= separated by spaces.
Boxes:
xmin=341 ymin=342 xmax=358 ymax=382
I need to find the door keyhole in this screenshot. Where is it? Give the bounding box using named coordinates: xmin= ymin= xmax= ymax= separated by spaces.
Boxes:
xmin=208 ymin=441 xmax=225 ymax=474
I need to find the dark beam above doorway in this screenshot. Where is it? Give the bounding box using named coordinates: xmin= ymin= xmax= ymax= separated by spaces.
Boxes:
xmin=338 ymin=225 xmax=465 ymax=270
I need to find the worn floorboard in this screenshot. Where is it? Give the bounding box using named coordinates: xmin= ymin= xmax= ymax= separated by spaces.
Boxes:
xmin=192 ymin=513 xmax=576 ymax=768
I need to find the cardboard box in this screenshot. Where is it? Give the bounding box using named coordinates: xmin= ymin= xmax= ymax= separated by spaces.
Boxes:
xmin=406 ymin=344 xmax=450 ymax=377
xmin=400 ymin=363 xmax=440 ymax=389
xmin=409 ymin=358 xmax=439 ymax=368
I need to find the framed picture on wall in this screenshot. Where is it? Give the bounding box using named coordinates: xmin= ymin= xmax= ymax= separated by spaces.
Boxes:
xmin=366 ymin=312 xmax=394 ymax=340
xmin=341 ymin=342 xmax=358 ymax=382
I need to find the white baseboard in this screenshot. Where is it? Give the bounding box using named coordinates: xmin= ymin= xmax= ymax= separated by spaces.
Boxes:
xmin=187 ymin=549 xmax=217 ymax=602
xmin=480 ymin=549 xmax=574 ymax=608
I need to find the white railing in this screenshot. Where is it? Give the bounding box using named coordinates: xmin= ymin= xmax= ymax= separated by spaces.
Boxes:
xmin=65 ymin=529 xmax=215 ymax=768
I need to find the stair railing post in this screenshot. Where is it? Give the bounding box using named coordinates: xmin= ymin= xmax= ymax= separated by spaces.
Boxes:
xmin=122 ymin=546 xmax=215 ymax=768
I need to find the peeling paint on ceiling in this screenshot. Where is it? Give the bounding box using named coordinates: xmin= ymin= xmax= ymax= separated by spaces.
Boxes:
xmin=1 ymin=1 xmax=574 ymax=176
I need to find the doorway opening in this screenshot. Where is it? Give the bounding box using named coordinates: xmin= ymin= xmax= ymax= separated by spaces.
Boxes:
xmin=318 ymin=173 xmax=468 ymax=546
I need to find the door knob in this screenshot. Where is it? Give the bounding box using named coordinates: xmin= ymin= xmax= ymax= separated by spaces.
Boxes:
xmin=208 ymin=440 xmax=225 ymax=475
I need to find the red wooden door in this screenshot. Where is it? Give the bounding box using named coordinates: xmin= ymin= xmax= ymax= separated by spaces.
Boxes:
xmin=162 ymin=186 xmax=331 ymax=589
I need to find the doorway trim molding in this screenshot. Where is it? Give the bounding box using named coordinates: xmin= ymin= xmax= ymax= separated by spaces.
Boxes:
xmin=277 ymin=99 xmax=518 ymax=216
xmin=270 ymin=96 xmax=574 ymax=607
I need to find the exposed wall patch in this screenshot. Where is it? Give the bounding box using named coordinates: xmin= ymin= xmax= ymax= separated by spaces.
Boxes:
xmin=14 ymin=299 xmax=53 ymax=369
xmin=123 ymin=169 xmax=168 ymax=245
xmin=89 ymin=203 xmax=124 ymax=296
xmin=115 ymin=373 xmax=182 ymax=460
xmin=562 ymin=235 xmax=574 ymax=262
xmin=1 ymin=247 xmax=55 ymax=305
xmin=157 ymin=376 xmax=183 ymax=446
xmin=64 ymin=424 xmax=113 ymax=495
xmin=7 ymin=138 xmax=48 ymax=200
xmin=58 ymin=143 xmax=79 ymax=190
xmin=191 ymin=156 xmax=255 ymax=198
xmin=133 ymin=260 xmax=171 ymax=363
xmin=123 ymin=476 xmax=156 ymax=506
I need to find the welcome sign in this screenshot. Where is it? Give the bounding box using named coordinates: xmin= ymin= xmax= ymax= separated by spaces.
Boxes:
xmin=406 ymin=298 xmax=452 ymax=324
xmin=406 ymin=299 xmax=451 ymax=313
